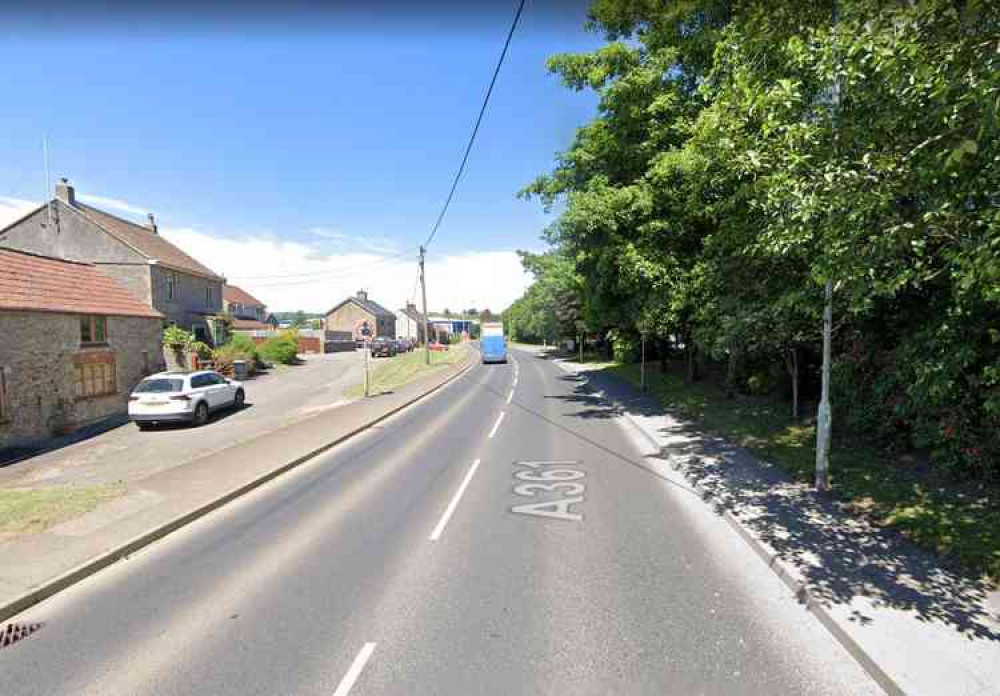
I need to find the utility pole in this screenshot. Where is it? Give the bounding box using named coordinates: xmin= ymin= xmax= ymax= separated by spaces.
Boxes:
xmin=419 ymin=246 xmax=430 ymax=365
xmin=815 ymin=0 xmax=839 ymax=491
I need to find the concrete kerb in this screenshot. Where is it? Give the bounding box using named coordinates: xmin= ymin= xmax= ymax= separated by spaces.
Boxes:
xmin=554 ymin=359 xmax=904 ymax=696
xmin=0 ymin=353 xmax=477 ymax=625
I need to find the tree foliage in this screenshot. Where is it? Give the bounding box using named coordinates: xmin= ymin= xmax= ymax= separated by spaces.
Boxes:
xmin=512 ymin=0 xmax=1000 ymax=476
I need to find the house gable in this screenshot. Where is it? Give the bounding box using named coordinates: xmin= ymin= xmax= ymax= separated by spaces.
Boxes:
xmin=0 ymin=201 xmax=148 ymax=265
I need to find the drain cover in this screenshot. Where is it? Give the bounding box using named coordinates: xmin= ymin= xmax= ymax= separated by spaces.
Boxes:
xmin=0 ymin=622 xmax=44 ymax=650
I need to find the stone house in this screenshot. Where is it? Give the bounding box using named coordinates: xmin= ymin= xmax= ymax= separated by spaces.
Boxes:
xmin=0 ymin=248 xmax=164 ymax=451
xmin=394 ymin=302 xmax=425 ymax=343
xmin=223 ymin=284 xmax=273 ymax=334
xmin=324 ymin=290 xmax=396 ymax=340
xmin=0 ymin=178 xmax=226 ymax=344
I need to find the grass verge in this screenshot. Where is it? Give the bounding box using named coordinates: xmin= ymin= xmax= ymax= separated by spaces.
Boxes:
xmin=0 ymin=482 xmax=127 ymax=537
xmin=605 ymin=362 xmax=1000 ymax=583
xmin=348 ymin=344 xmax=470 ymax=398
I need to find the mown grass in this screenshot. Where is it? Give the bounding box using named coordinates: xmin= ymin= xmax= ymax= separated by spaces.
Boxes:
xmin=348 ymin=344 xmax=471 ymax=398
xmin=605 ymin=362 xmax=1000 ymax=584
xmin=0 ymin=482 xmax=127 ymax=537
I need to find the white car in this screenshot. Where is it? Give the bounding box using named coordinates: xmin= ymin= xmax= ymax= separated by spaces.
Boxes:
xmin=129 ymin=370 xmax=245 ymax=429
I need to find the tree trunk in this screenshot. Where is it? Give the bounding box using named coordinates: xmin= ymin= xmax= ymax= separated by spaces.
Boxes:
xmin=725 ymin=342 xmax=738 ymax=399
xmin=658 ymin=338 xmax=668 ymax=373
xmin=786 ymin=346 xmax=800 ymax=420
xmin=685 ymin=336 xmax=697 ymax=383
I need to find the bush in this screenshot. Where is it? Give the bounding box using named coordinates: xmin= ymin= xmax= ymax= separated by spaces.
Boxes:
xmin=259 ymin=330 xmax=299 ymax=364
xmin=188 ymin=341 xmax=213 ymax=359
xmin=163 ymin=325 xmax=193 ymax=347
xmin=213 ymin=334 xmax=261 ymax=376
xmin=608 ymin=329 xmax=639 ymax=363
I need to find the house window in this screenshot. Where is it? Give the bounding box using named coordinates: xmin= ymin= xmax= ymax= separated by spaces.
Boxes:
xmin=74 ymin=360 xmax=116 ymax=399
xmin=80 ymin=315 xmax=107 ymax=345
xmin=206 ymin=285 xmax=215 ymax=308
xmin=167 ymin=272 xmax=177 ymax=300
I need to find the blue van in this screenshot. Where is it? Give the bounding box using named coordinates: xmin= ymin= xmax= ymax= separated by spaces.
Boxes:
xmin=481 ymin=335 xmax=508 ymax=364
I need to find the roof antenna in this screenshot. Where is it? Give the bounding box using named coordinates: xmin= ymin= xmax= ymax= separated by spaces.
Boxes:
xmin=42 ymin=135 xmax=52 ymax=229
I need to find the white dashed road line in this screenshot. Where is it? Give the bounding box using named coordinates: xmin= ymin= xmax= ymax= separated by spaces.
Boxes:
xmin=332 ymin=642 xmax=377 ymax=696
xmin=429 ymin=459 xmax=483 ymax=541
xmin=488 ymin=411 xmax=505 ymax=439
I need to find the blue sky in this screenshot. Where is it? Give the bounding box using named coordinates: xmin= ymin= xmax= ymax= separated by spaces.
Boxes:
xmin=0 ymin=1 xmax=603 ymax=312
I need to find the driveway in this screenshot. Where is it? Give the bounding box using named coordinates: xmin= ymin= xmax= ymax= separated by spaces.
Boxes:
xmin=0 ymin=350 xmax=366 ymax=489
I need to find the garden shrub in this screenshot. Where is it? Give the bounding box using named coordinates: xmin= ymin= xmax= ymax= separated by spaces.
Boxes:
xmin=259 ymin=330 xmax=299 ymax=364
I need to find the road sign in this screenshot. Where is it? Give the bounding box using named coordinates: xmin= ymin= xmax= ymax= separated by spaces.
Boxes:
xmin=355 ymin=319 xmax=373 ymax=341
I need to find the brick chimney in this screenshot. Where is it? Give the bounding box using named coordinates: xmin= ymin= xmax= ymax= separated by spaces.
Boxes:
xmin=55 ymin=177 xmax=75 ymax=206
xmin=147 ymin=213 xmax=158 ymax=235
xmin=357 ymin=289 xmax=368 ymax=301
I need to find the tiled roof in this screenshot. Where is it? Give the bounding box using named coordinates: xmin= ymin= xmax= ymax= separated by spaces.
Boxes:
xmin=223 ymin=284 xmax=266 ymax=308
xmin=231 ymin=318 xmax=274 ymax=331
xmin=74 ymin=202 xmax=223 ymax=280
xmin=0 ymin=248 xmax=162 ymax=318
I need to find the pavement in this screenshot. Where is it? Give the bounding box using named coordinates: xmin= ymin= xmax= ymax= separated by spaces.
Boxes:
xmin=1 ymin=347 xmax=882 ymax=695
xmin=0 ymin=348 xmax=464 ymax=614
xmin=554 ymin=352 xmax=1000 ymax=696
xmin=0 ymin=350 xmax=366 ymax=489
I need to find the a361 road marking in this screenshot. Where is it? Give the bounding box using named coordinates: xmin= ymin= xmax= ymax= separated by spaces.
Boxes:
xmin=510 ymin=460 xmax=585 ymax=522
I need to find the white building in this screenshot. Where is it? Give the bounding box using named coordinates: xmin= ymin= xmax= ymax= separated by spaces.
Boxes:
xmin=394 ymin=302 xmax=424 ymax=342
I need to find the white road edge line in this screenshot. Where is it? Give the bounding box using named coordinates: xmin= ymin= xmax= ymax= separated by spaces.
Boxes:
xmin=429 ymin=458 xmax=482 ymax=541
xmin=333 ymin=642 xmax=377 ymax=696
xmin=488 ymin=411 xmax=506 ymax=439
xmin=506 ymin=389 xmax=514 ymax=404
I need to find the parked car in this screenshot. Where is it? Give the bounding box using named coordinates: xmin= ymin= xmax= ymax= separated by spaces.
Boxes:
xmin=370 ymin=338 xmax=396 ymax=358
xmin=128 ymin=370 xmax=245 ymax=429
xmin=394 ymin=339 xmax=410 ymax=354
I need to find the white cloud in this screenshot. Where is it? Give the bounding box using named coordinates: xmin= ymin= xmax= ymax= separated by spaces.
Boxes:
xmin=306 ymin=227 xmax=400 ymax=255
xmin=0 ymin=196 xmax=40 ymax=228
xmin=77 ymin=194 xmax=150 ymax=217
xmin=160 ymin=226 xmax=532 ymax=314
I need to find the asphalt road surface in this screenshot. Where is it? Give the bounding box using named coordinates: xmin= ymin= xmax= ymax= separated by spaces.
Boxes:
xmin=0 ymin=348 xmax=881 ymax=695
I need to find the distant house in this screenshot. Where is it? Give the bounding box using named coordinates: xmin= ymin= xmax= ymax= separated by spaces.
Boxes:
xmin=324 ymin=290 xmax=395 ymax=340
xmin=0 ymin=178 xmax=226 ymax=344
xmin=223 ymin=284 xmax=268 ymax=322
xmin=0 ymin=248 xmax=164 ymax=450
xmin=395 ymin=302 xmax=425 ymax=343
xmin=223 ymin=284 xmax=274 ymax=335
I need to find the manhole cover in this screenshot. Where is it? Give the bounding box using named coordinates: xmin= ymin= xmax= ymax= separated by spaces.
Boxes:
xmin=0 ymin=622 xmax=44 ymax=650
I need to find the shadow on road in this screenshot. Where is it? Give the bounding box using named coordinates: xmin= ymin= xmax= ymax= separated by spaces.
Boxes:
xmin=581 ymin=367 xmax=1000 ymax=644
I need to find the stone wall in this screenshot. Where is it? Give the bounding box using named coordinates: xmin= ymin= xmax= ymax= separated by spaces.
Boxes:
xmin=0 ymin=311 xmax=164 ymax=450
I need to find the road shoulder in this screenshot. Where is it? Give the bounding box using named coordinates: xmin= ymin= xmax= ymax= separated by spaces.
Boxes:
xmin=546 ymin=350 xmax=1000 ymax=696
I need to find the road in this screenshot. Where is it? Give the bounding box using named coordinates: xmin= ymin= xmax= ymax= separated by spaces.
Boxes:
xmin=0 ymin=348 xmax=881 ymax=695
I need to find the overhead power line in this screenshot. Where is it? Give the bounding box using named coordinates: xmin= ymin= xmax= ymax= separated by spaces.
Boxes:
xmin=422 ymin=0 xmax=526 ymax=250
xmin=229 ymin=249 xmax=415 ymax=287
